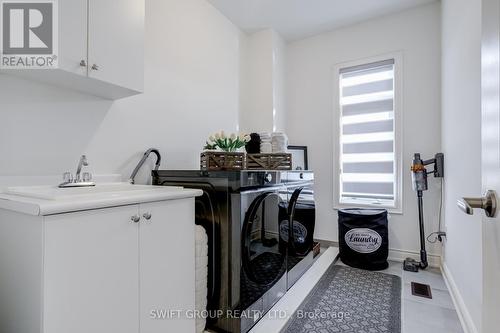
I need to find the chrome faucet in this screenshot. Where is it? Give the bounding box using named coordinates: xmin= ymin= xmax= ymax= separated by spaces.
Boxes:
xmin=129 ymin=148 xmax=162 ymax=184
xmin=75 ymin=155 xmax=88 ymax=182
xmin=59 ymin=155 xmax=96 ymax=188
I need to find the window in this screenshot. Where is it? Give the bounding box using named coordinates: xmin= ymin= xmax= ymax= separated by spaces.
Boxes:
xmin=335 ymin=57 xmax=401 ymax=210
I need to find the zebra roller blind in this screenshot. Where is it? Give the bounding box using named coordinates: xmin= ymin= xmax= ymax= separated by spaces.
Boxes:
xmin=338 ymin=59 xmax=397 ymax=207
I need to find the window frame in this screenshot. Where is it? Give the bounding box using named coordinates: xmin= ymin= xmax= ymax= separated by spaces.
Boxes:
xmin=332 ymin=52 xmax=403 ymax=214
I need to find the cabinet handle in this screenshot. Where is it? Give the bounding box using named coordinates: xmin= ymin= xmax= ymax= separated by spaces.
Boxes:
xmin=131 ymin=215 xmax=141 ymax=223
xmin=91 ymin=64 xmax=99 ymax=71
xmin=79 ymin=60 xmax=87 ymax=67
xmin=143 ymin=212 xmax=152 ymax=220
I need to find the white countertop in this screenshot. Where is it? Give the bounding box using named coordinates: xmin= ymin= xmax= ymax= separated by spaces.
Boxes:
xmin=0 ymin=183 xmax=202 ymax=216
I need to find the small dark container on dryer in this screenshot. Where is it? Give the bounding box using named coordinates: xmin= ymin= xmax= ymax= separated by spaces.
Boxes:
xmin=338 ymin=208 xmax=389 ymax=270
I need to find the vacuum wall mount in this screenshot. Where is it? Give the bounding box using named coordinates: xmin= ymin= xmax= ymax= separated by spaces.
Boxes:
xmin=403 ymin=153 xmax=444 ymax=272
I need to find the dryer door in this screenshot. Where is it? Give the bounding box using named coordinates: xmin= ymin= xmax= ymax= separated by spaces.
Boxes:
xmin=240 ymin=190 xmax=287 ymax=311
xmin=281 ymin=183 xmax=316 ymax=289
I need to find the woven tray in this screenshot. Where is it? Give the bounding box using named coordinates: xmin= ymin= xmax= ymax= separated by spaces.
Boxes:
xmin=246 ymin=153 xmax=292 ymax=170
xmin=200 ymin=151 xmax=246 ymax=171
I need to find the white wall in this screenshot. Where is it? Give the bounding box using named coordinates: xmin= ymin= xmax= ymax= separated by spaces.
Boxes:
xmin=239 ymin=30 xmax=274 ymax=133
xmin=272 ymin=30 xmax=287 ymax=133
xmin=239 ymin=29 xmax=287 ymax=133
xmin=285 ymin=3 xmax=442 ymax=259
xmin=0 ymin=0 xmax=241 ymax=184
xmin=441 ymin=0 xmax=482 ymax=331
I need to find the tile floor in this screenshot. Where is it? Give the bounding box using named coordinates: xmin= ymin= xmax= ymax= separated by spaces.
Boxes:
xmin=230 ymin=247 xmax=464 ymax=333
xmin=336 ymin=259 xmax=464 ymax=333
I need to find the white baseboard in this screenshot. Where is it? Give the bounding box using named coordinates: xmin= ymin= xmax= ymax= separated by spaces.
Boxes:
xmin=387 ymin=248 xmax=441 ymax=268
xmin=315 ymin=239 xmax=441 ymax=268
xmin=441 ymin=262 xmax=478 ymax=333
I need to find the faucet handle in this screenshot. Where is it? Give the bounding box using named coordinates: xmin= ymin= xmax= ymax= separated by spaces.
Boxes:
xmin=82 ymin=172 xmax=93 ymax=182
xmin=62 ymin=172 xmax=74 ymax=183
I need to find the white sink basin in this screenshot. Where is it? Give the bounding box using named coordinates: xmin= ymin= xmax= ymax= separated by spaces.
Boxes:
xmin=4 ymin=183 xmax=182 ymax=201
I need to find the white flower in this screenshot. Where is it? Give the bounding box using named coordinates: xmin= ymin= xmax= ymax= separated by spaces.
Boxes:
xmin=208 ymin=135 xmax=215 ymax=143
xmin=244 ymin=134 xmax=251 ymax=142
xmin=230 ymin=133 xmax=237 ymax=140
xmin=214 ymin=132 xmax=220 ymax=140
xmin=220 ymin=130 xmax=226 ymax=139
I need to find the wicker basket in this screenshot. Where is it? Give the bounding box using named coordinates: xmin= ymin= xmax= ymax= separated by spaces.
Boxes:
xmin=246 ymin=153 xmax=292 ymax=170
xmin=200 ymin=151 xmax=246 ymax=171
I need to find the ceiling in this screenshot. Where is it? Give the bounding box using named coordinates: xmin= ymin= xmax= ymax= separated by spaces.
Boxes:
xmin=207 ymin=0 xmax=437 ymax=41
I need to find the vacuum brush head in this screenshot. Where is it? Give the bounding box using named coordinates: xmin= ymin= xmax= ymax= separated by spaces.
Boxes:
xmin=403 ymin=258 xmax=420 ymax=272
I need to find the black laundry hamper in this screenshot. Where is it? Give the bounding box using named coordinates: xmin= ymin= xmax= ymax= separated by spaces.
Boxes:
xmin=338 ymin=208 xmax=389 ymax=270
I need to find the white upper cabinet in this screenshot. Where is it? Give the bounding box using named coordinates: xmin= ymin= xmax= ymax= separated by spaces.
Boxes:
xmin=1 ymin=0 xmax=144 ymax=99
xmin=58 ymin=0 xmax=87 ymax=76
xmin=88 ymin=0 xmax=144 ymax=92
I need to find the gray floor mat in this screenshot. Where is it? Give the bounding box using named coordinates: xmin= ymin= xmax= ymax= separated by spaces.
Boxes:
xmin=282 ymin=264 xmax=401 ymax=333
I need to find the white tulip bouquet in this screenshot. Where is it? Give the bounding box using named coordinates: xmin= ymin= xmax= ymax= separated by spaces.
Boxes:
xmin=204 ymin=131 xmax=251 ymax=152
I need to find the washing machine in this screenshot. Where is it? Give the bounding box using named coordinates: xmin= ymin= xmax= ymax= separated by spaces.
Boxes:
xmin=152 ymin=170 xmax=315 ymax=333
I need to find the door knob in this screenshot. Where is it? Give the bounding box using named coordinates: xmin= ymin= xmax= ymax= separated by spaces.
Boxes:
xmin=79 ymin=60 xmax=87 ymax=67
xmin=143 ymin=212 xmax=152 ymax=220
xmin=131 ymin=215 xmax=141 ymax=223
xmin=457 ymin=190 xmax=497 ymax=217
xmin=91 ymin=64 xmax=99 ymax=71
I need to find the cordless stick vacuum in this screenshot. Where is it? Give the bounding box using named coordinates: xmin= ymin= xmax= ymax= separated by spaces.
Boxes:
xmin=403 ymin=153 xmax=444 ymax=272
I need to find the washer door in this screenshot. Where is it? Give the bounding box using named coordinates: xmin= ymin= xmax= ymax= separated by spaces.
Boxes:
xmin=289 ymin=187 xmax=314 ymax=255
xmin=241 ymin=191 xmax=286 ymax=287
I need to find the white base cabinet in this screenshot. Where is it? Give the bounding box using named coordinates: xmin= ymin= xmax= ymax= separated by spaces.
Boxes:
xmin=0 ymin=198 xmax=196 ymax=333
xmin=139 ymin=200 xmax=196 ymax=333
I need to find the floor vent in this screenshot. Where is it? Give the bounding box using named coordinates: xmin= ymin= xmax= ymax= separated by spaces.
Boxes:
xmin=411 ymin=282 xmax=432 ymax=299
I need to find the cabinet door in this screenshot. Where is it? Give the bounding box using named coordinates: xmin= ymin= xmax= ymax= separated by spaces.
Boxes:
xmin=43 ymin=206 xmax=140 ymax=333
xmin=88 ymin=0 xmax=144 ymax=92
xmin=58 ymin=0 xmax=87 ymax=76
xmin=139 ymin=199 xmax=196 ymax=333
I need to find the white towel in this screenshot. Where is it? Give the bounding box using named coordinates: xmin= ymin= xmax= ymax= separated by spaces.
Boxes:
xmin=195 ymin=265 xmax=208 ymax=278
xmin=195 ymin=226 xmax=206 ymax=241
xmin=195 ymin=225 xmax=208 ymax=333
xmin=196 ymin=257 xmax=208 ymax=269
xmin=199 ymin=245 xmax=208 ymax=258
xmin=272 ymin=132 xmax=288 ymax=153
xmin=196 ymin=279 xmax=207 ymax=292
